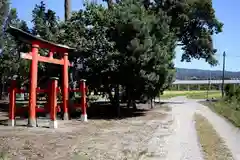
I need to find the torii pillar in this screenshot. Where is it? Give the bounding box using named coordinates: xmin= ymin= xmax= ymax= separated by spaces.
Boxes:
xmin=7 ymin=25 xmax=74 ymax=127
xmin=63 ymin=53 xmax=69 ymax=120
xmin=28 ymin=43 xmax=38 ymax=126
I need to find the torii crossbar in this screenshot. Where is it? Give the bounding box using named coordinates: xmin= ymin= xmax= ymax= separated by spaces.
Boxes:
xmin=7 ymin=25 xmax=75 ymax=127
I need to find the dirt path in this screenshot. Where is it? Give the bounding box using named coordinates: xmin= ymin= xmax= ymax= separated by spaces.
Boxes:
xmin=162 ymin=97 xmax=204 ymax=160
xmin=165 ymin=96 xmax=240 ymax=160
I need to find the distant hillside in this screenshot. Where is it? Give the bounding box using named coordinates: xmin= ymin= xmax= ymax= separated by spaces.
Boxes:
xmin=176 ymin=68 xmax=240 ymax=80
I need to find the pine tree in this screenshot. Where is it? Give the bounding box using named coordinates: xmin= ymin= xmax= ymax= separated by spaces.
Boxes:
xmin=58 ymin=0 xmax=223 ymax=110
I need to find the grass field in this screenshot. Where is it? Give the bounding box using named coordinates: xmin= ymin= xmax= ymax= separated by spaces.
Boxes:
xmin=160 ymin=90 xmax=221 ymax=99
xmin=202 ymin=101 xmax=240 ymax=128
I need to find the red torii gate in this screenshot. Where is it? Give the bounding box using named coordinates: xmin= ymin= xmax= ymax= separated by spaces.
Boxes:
xmin=7 ymin=25 xmax=75 ymax=127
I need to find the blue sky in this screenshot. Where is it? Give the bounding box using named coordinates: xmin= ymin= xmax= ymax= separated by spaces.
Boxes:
xmin=11 ymin=0 xmax=240 ymax=71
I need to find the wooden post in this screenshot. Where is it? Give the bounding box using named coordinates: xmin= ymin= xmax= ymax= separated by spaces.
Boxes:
xmin=49 ymin=77 xmax=58 ymax=128
xmin=62 ymin=53 xmax=69 ymax=120
xmin=8 ymin=80 xmax=16 ymax=126
xmin=28 ymin=44 xmax=39 ymax=127
xmin=80 ymin=79 xmax=87 ymax=121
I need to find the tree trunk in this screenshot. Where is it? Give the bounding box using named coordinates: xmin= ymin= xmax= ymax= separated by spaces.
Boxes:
xmin=126 ymin=87 xmax=137 ymax=110
xmin=150 ymin=98 xmax=155 ymax=109
xmin=107 ymin=87 xmax=114 ymax=104
xmin=0 ymin=76 xmax=4 ymax=100
xmin=126 ymin=87 xmax=131 ymax=109
xmin=127 ymin=100 xmax=130 ymax=108
xmin=0 ymin=83 xmax=2 ymax=100
xmin=132 ymin=100 xmax=137 ymax=110
xmin=64 ymin=0 xmax=71 ymax=21
xmin=115 ymin=85 xmax=120 ymax=118
xmin=106 ymin=0 xmax=113 ymax=8
xmin=107 ymin=85 xmax=120 ymax=117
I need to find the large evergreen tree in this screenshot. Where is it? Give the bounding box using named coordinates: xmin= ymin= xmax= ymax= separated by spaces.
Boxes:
xmin=59 ymin=0 xmax=222 ymax=108
xmin=58 ymin=1 xmax=175 ymax=109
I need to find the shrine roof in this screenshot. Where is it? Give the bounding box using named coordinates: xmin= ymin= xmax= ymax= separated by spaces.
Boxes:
xmin=7 ymin=25 xmax=76 ymax=53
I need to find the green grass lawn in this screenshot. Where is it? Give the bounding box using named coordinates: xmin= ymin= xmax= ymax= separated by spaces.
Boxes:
xmin=202 ymin=100 xmax=240 ymax=128
xmin=160 ymin=90 xmax=221 ymax=99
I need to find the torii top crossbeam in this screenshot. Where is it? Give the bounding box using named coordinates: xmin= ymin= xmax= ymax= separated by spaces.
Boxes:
xmin=7 ymin=25 xmax=75 ymax=53
xmin=7 ymin=25 xmax=74 ymax=127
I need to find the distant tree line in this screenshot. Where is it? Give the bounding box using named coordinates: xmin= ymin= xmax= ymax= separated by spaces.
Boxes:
xmin=176 ymin=68 xmax=240 ymax=80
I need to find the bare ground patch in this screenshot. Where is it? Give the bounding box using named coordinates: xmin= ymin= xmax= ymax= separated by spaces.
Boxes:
xmin=0 ymin=104 xmax=172 ymax=160
xmin=194 ymin=113 xmax=234 ymax=160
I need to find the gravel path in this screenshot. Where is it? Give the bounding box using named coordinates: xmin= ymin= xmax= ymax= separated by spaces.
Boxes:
xmin=163 ymin=96 xmax=240 ymax=160
xmin=162 ymin=97 xmax=204 ymax=160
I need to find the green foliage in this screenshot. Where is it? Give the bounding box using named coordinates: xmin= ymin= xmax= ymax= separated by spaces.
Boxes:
xmin=0 ymin=3 xmax=31 ymax=98
xmin=56 ymin=0 xmax=222 ymax=104
xmin=219 ymin=86 xmax=240 ymax=125
xmin=27 ymin=1 xmax=62 ymax=87
xmin=109 ymin=0 xmax=176 ymax=99
xmin=0 ymin=1 xmax=61 ymax=93
xmin=0 ymin=0 xmax=223 ymax=105
xmin=161 ymin=90 xmax=221 ymax=99
xmin=58 ymin=4 xmax=118 ymax=100
xmin=59 ymin=1 xmax=174 ymax=103
xmin=223 ymin=84 xmax=240 ymax=111
xmin=0 ymin=8 xmax=30 ymax=82
xmin=143 ymin=0 xmax=223 ymax=65
xmin=169 ymin=84 xmax=220 ymax=91
xmin=224 ymin=84 xmax=235 ymax=99
xmin=0 ymin=0 xmax=9 ymax=48
xmin=32 ymin=1 xmax=60 ymax=42
xmin=203 ymin=101 xmax=240 ymax=128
